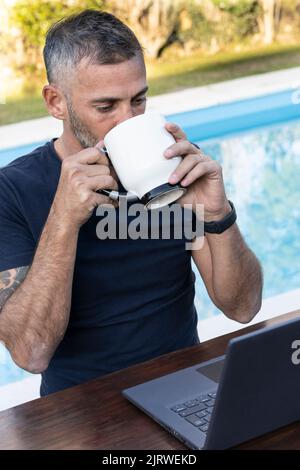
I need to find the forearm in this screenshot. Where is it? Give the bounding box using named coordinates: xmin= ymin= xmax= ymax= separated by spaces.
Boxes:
xmin=206 ymin=223 xmax=263 ymax=322
xmin=0 ymin=206 xmax=79 ymax=373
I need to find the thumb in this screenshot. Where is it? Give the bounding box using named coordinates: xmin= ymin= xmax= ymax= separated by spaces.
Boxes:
xmin=95 ymin=139 xmax=105 ymax=151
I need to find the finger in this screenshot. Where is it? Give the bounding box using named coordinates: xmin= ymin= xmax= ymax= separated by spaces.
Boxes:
xmin=85 ymin=174 xmax=119 ymax=192
xmin=180 ymin=161 xmax=219 ymax=186
xmin=95 ymin=139 xmax=104 ymax=149
xmin=91 ymin=194 xmax=119 ymax=210
xmin=88 ymin=193 xmax=119 ymax=212
xmin=95 ymin=139 xmax=108 ymax=155
xmin=81 ymin=163 xmax=111 ymax=177
xmin=168 ymin=153 xmax=203 ymax=184
xmin=92 ymin=149 xmax=110 ymax=166
xmin=165 ymin=122 xmax=187 ymax=142
xmin=164 ymin=140 xmax=198 ymax=159
xmin=76 ymin=147 xmax=109 ymax=165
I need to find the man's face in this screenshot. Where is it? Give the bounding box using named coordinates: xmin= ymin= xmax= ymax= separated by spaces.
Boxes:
xmin=64 ymin=55 xmax=148 ymax=148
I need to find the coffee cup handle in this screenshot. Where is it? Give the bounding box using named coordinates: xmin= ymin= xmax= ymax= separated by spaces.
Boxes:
xmin=95 ymin=146 xmax=138 ymax=201
xmin=96 ymin=188 xmax=140 ymax=202
xmin=96 ymin=188 xmax=119 ymax=200
xmin=96 ymin=145 xmax=139 ymax=201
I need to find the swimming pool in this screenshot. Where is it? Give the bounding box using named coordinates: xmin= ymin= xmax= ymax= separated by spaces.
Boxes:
xmin=193 ymin=117 xmax=300 ymax=318
xmin=1 ymin=88 xmax=300 ymax=385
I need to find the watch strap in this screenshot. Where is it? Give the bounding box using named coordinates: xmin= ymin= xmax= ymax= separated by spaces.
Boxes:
xmin=204 ymin=200 xmax=237 ymax=234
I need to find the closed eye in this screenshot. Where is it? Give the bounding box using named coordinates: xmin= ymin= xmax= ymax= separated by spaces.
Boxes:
xmin=95 ymin=95 xmax=147 ymax=113
xmin=96 ymin=105 xmax=114 ymax=113
xmin=133 ymin=96 xmax=147 ymax=105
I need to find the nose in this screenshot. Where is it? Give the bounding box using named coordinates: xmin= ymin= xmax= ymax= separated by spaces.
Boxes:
xmin=116 ymin=105 xmax=135 ymax=125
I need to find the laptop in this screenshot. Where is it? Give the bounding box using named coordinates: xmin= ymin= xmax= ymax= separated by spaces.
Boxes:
xmin=122 ymin=316 xmax=300 ymax=449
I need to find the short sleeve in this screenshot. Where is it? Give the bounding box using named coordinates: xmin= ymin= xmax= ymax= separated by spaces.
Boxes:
xmin=0 ymin=172 xmax=35 ymax=271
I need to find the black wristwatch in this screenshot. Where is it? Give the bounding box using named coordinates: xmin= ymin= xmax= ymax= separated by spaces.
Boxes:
xmin=204 ymin=200 xmax=237 ymax=234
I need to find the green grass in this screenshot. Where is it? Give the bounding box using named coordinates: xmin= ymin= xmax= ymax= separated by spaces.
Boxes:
xmin=0 ymin=95 xmax=48 ymax=126
xmin=1 ymin=43 xmax=300 ymax=126
xmin=147 ymin=43 xmax=300 ymax=95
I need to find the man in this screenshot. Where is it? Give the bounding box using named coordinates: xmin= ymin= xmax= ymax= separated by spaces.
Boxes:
xmin=0 ymin=10 xmax=262 ymax=396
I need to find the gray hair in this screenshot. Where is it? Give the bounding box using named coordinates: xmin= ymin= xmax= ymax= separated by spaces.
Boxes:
xmin=43 ymin=9 xmax=144 ymax=84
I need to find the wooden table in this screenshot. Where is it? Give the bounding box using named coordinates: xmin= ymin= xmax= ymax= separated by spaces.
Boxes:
xmin=0 ymin=309 xmax=300 ymax=450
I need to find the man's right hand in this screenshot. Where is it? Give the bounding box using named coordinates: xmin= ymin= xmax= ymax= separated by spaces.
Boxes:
xmin=52 ymin=146 xmax=119 ymax=228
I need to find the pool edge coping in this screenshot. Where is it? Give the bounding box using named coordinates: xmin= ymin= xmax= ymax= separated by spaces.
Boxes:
xmin=1 ymin=66 xmax=300 ymax=150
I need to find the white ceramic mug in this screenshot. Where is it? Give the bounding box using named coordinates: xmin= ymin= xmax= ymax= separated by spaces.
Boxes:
xmin=99 ymin=112 xmax=186 ymax=209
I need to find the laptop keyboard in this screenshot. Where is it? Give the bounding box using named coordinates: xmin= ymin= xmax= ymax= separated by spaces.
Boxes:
xmin=170 ymin=391 xmax=217 ymax=433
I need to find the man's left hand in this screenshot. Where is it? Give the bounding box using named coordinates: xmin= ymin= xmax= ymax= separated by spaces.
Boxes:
xmin=164 ymin=122 xmax=231 ymax=222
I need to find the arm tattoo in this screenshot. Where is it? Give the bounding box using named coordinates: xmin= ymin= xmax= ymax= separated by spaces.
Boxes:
xmin=0 ymin=266 xmax=29 ymax=311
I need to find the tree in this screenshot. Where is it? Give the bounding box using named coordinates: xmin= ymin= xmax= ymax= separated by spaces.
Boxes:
xmin=109 ymin=0 xmax=182 ymax=58
xmin=259 ymin=0 xmax=282 ymax=44
xmin=7 ymin=0 xmax=103 ymax=89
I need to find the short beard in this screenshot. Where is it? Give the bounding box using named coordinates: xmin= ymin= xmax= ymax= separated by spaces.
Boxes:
xmin=66 ymin=96 xmax=98 ymax=149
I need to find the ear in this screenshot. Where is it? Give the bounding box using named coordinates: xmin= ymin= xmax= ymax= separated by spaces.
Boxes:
xmin=42 ymin=84 xmax=67 ymax=120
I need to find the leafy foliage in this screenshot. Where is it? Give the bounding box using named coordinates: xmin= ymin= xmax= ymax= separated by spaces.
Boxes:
xmin=8 ymin=0 xmax=103 ymax=90
xmin=179 ymin=0 xmax=260 ymax=52
xmin=11 ymin=0 xmax=103 ymax=49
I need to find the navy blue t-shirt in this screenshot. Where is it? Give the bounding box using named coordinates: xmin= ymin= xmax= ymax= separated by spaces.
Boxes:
xmin=0 ymin=139 xmax=199 ymax=396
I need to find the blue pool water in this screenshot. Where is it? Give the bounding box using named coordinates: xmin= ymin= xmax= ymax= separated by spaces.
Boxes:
xmin=1 ymin=88 xmax=300 ymax=386
xmin=193 ymin=117 xmax=300 ymax=318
